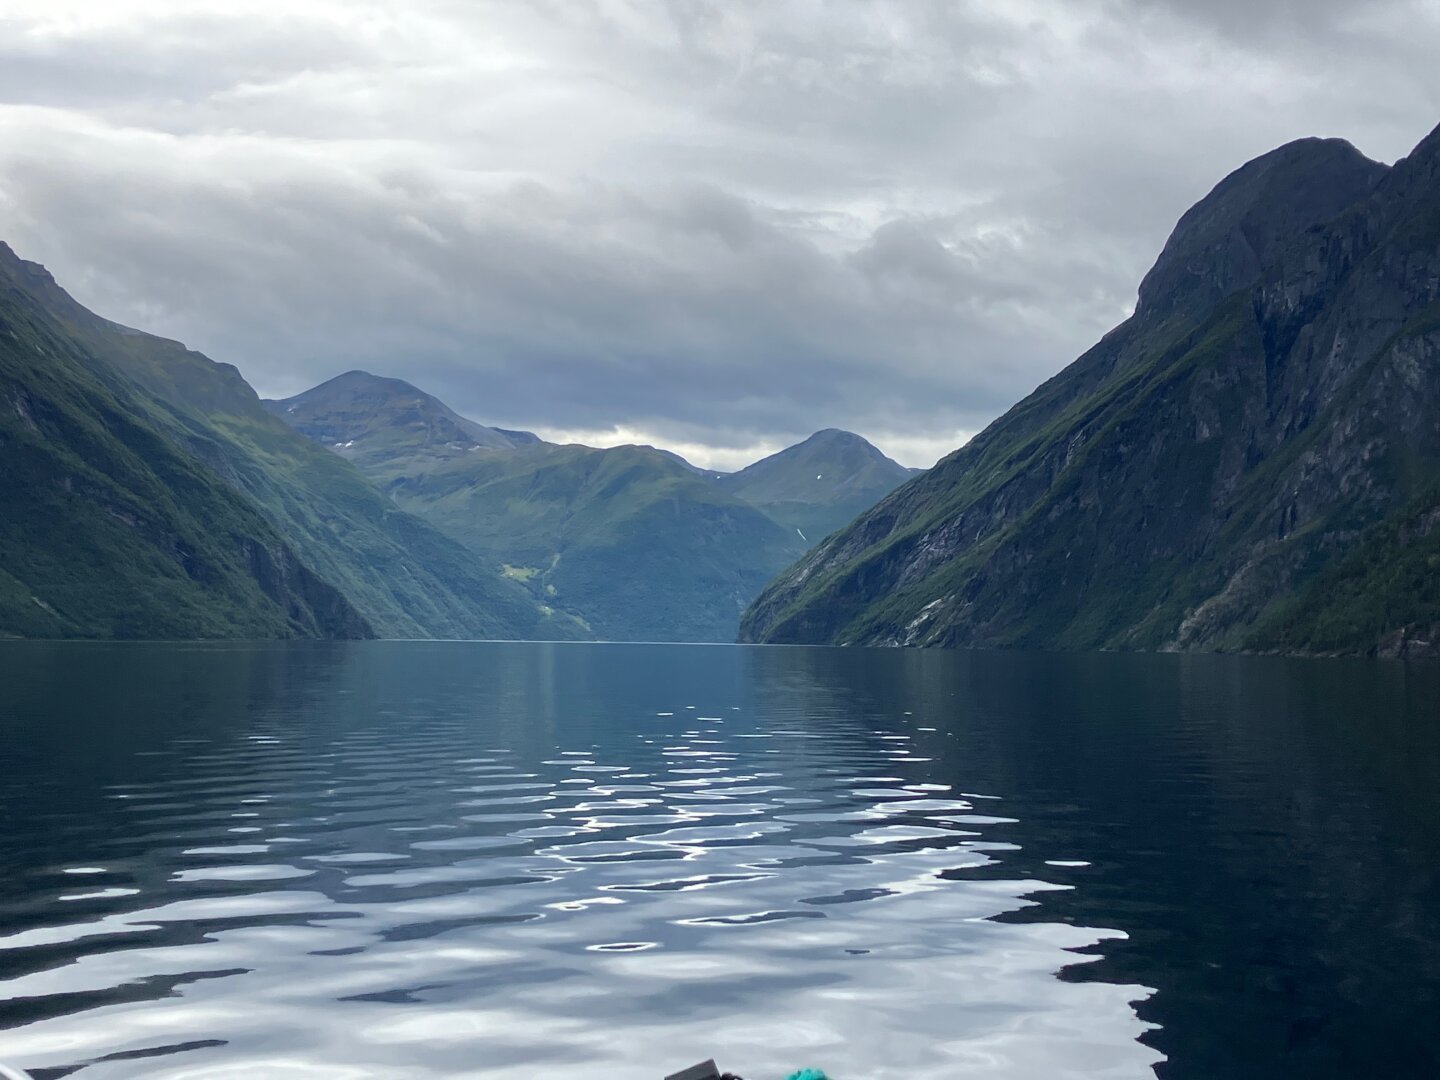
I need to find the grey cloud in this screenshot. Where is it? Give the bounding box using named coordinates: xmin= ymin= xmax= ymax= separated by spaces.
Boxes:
xmin=1129 ymin=0 xmax=1435 ymax=47
xmin=0 ymin=1 xmax=1438 ymax=466
xmin=0 ymin=12 xmax=375 ymax=113
xmin=0 ymin=119 xmax=1079 ymax=448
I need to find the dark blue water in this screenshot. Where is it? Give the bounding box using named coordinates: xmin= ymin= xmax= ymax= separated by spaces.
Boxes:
xmin=0 ymin=642 xmax=1437 ymax=1079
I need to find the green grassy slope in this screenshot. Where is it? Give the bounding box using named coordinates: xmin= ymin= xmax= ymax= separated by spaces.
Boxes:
xmin=379 ymin=442 xmax=808 ymax=641
xmin=0 ymin=271 xmax=372 ymax=640
xmin=268 ymin=373 xmax=923 ymax=641
xmin=268 ymin=373 xmax=930 ymax=640
xmin=1247 ymin=486 xmax=1440 ymax=657
xmin=0 ymin=245 xmax=579 ymax=641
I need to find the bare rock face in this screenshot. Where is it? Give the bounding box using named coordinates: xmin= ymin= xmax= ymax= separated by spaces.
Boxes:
xmin=741 ymin=121 xmax=1440 ymax=658
xmin=1135 ymin=138 xmax=1388 ymax=323
xmin=1377 ymin=627 xmax=1440 ymax=661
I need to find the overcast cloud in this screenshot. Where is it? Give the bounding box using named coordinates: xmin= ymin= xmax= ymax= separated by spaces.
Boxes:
xmin=2 ymin=1 xmax=1438 ymax=467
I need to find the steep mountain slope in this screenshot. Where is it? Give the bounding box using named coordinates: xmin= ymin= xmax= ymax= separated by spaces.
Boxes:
xmin=0 ymin=260 xmax=371 ymax=640
xmin=269 ymin=373 xmax=811 ymax=640
xmin=0 ymin=244 xmax=576 ymax=641
xmin=716 ymin=428 xmax=916 ymax=541
xmin=1247 ymin=484 xmax=1440 ymax=659
xmin=394 ymin=442 xmax=808 ymax=641
xmin=741 ymin=125 xmax=1440 ymax=657
xmin=263 ymin=370 xmax=538 ymax=472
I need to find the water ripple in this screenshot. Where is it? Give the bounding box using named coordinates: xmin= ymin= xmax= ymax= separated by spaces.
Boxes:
xmin=0 ymin=642 xmax=1165 ymax=1080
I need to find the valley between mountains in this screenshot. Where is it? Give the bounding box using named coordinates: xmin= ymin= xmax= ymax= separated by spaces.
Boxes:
xmin=265 ymin=372 xmax=912 ymax=641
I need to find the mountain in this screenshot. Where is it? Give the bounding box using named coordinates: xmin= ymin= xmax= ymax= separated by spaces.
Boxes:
xmin=0 ymin=249 xmax=371 ymax=639
xmin=0 ymin=243 xmax=580 ymax=641
xmin=262 ymin=370 xmax=539 ymax=472
xmin=270 ymin=375 xmax=923 ymax=642
xmin=741 ymin=123 xmax=1440 ymax=658
xmin=716 ymin=428 xmax=916 ymax=542
xmin=393 ymin=441 xmax=811 ymax=642
xmin=269 ymin=370 xmax=810 ymax=640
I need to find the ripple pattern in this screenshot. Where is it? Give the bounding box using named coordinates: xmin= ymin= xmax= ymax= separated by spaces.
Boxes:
xmin=0 ymin=643 xmax=1160 ymax=1080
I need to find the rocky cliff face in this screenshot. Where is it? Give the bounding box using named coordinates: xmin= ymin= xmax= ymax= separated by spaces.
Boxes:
xmin=741 ymin=123 xmax=1440 ymax=657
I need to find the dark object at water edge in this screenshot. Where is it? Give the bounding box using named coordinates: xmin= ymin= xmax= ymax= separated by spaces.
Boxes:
xmin=664 ymin=1061 xmax=744 ymax=1080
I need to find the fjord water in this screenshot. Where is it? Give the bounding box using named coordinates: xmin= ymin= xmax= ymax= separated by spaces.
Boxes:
xmin=1 ymin=644 xmax=1438 ymax=1079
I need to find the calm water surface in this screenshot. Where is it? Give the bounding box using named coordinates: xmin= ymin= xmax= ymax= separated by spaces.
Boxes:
xmin=0 ymin=642 xmax=1438 ymax=1079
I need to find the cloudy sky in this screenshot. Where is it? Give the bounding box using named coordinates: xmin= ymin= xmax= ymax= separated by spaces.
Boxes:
xmin=2 ymin=1 xmax=1438 ymax=468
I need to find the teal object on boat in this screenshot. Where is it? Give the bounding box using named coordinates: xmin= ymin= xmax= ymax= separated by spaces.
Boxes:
xmin=782 ymin=1071 xmax=829 ymax=1080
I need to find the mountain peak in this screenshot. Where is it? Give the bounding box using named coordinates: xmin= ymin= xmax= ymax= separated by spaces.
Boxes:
xmin=1376 ymin=119 xmax=1440 ymax=212
xmin=1136 ymin=136 xmax=1388 ymax=321
xmin=312 ymin=369 xmax=413 ymax=395
xmin=803 ymin=427 xmax=869 ymax=446
xmin=0 ymin=241 xmax=95 ymax=324
xmin=782 ymin=428 xmax=889 ymax=459
xmin=1402 ymin=118 xmax=1440 ymax=166
xmin=740 ymin=120 xmax=1440 ymax=656
xmin=717 ymin=428 xmax=914 ymax=540
xmin=267 ymin=371 xmax=540 ymax=465
xmin=0 ymin=240 xmax=48 ymax=280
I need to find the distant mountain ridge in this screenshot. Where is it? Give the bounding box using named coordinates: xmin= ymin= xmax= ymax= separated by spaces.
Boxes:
xmin=741 ymin=122 xmax=1440 ymax=658
xmin=269 ymin=372 xmax=911 ymax=640
xmin=263 ymin=370 xmax=539 ymax=471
